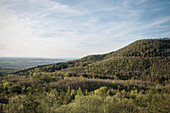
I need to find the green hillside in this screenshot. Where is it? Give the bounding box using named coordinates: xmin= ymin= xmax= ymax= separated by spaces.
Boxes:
xmin=108 ymin=38 xmax=170 ymax=57
xmin=0 ymin=38 xmax=170 ymax=113
xmin=15 ymin=38 xmax=170 ymax=84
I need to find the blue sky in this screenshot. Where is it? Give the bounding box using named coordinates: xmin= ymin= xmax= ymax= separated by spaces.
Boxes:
xmin=0 ymin=0 xmax=170 ymax=58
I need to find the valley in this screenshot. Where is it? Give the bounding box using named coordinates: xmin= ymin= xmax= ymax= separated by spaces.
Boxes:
xmin=0 ymin=58 xmax=69 ymax=75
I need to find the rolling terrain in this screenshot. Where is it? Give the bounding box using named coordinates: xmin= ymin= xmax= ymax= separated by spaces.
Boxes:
xmin=0 ymin=38 xmax=170 ymax=113
xmin=16 ymin=38 xmax=170 ymax=84
xmin=0 ymin=58 xmax=69 ymax=75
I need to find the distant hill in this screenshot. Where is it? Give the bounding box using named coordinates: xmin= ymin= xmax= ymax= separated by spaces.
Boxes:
xmin=15 ymin=38 xmax=170 ymax=84
xmin=0 ymin=57 xmax=69 ymax=75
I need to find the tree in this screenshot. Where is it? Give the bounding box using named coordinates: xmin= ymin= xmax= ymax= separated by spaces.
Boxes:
xmin=75 ymin=88 xmax=83 ymax=99
xmin=63 ymin=86 xmax=71 ymax=104
xmin=94 ymin=86 xmax=108 ymax=96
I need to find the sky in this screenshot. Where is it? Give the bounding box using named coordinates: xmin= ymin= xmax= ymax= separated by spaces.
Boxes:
xmin=0 ymin=0 xmax=170 ymax=58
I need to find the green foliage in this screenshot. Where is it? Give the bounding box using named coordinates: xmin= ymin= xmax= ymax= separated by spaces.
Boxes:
xmin=8 ymin=84 xmax=22 ymax=94
xmin=0 ymin=78 xmax=169 ymax=113
xmin=56 ymin=95 xmax=139 ymax=113
xmin=75 ymin=87 xmax=83 ymax=99
xmin=14 ymin=39 xmax=170 ymax=85
xmin=56 ymin=95 xmax=103 ymax=113
xmin=94 ymin=86 xmax=108 ymax=96
xmin=108 ymin=38 xmax=170 ymax=57
xmin=0 ymin=38 xmax=169 ymax=113
xmin=148 ymin=94 xmax=170 ymax=113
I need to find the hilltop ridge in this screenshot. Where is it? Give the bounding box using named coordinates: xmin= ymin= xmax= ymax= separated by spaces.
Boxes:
xmin=14 ymin=38 xmax=170 ymax=83
xmin=108 ymin=38 xmax=170 ymax=57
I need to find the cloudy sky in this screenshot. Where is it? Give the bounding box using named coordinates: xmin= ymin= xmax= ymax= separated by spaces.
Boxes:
xmin=0 ymin=0 xmax=170 ymax=58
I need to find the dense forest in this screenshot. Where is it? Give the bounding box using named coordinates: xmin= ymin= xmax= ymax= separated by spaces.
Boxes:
xmin=0 ymin=38 xmax=170 ymax=113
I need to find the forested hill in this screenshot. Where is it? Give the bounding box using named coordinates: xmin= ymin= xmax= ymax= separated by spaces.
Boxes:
xmin=15 ymin=38 xmax=170 ymax=83
xmin=107 ymin=38 xmax=170 ymax=57
xmin=1 ymin=38 xmax=170 ymax=113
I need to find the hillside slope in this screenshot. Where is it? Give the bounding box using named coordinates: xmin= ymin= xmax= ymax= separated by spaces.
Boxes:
xmin=15 ymin=38 xmax=170 ymax=83
xmin=1 ymin=38 xmax=170 ymax=113
xmin=107 ymin=38 xmax=170 ymax=57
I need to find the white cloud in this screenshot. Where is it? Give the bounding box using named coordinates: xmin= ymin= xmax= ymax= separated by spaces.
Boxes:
xmin=0 ymin=0 xmax=169 ymax=58
xmin=136 ymin=0 xmax=148 ymax=5
xmin=0 ymin=0 xmax=84 ymax=57
xmin=123 ymin=0 xmax=148 ymax=6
